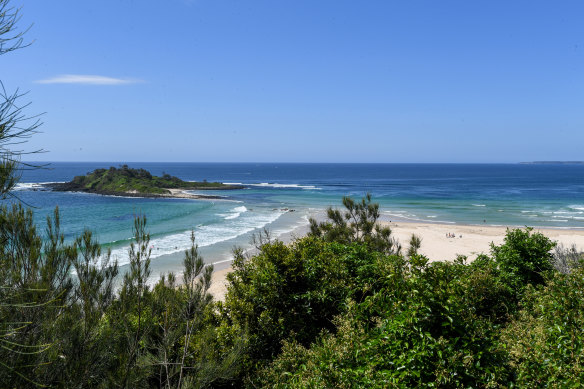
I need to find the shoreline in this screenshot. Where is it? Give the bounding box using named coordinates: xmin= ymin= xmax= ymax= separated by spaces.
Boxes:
xmin=207 ymin=219 xmax=584 ymax=301
xmin=379 ymin=213 xmax=584 ymax=230
xmin=39 ymin=184 xmax=233 ymax=201
xmin=381 ymin=221 xmax=584 ymax=262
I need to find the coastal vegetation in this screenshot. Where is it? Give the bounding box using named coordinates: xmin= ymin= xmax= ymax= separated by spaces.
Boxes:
xmin=49 ymin=165 xmax=243 ymax=196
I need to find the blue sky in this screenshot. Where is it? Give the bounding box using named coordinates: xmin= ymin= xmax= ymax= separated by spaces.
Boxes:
xmin=2 ymin=0 xmax=583 ymax=162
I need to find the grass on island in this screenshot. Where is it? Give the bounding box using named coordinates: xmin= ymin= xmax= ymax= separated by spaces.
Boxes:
xmin=66 ymin=165 xmax=237 ymax=195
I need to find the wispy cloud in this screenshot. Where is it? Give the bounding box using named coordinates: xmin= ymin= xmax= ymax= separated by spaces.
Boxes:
xmin=35 ymin=74 xmax=144 ymax=85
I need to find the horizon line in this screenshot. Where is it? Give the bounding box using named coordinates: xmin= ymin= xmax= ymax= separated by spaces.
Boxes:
xmin=21 ymin=160 xmax=572 ymax=165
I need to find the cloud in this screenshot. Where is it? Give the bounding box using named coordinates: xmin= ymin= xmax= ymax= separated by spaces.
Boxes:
xmin=35 ymin=74 xmax=144 ymax=85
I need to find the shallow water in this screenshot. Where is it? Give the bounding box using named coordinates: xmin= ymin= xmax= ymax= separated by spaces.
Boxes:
xmin=10 ymin=162 xmax=584 ymax=277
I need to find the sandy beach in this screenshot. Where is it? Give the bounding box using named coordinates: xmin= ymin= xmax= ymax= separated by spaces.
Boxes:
xmin=208 ymin=221 xmax=584 ymax=301
xmin=385 ymin=221 xmax=584 ymax=262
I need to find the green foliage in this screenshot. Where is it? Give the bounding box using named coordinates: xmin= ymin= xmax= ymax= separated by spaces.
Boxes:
xmin=58 ymin=166 xmax=237 ymax=195
xmin=170 ymin=231 xmax=214 ymax=388
xmin=491 ymin=227 xmax=556 ymax=298
xmin=0 ymin=204 xmax=76 ymax=387
xmin=407 ymin=233 xmax=422 ymax=258
xmin=254 ymin=225 xmax=560 ymax=388
xmin=219 ymin=237 xmax=381 ymax=380
xmin=460 ymin=255 xmax=513 ymax=324
xmin=309 ymin=193 xmax=401 ymax=255
xmin=257 ymin=254 xmax=512 ymax=388
xmin=56 ymin=229 xmax=119 ymax=387
xmin=0 ymin=207 xmax=238 ymax=388
xmin=502 ymin=267 xmax=584 ymax=386
xmin=111 ymin=215 xmax=154 ymax=387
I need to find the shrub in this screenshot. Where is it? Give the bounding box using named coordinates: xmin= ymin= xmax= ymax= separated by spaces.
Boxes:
xmin=309 ymin=193 xmax=401 ymax=255
xmin=218 ymin=237 xmax=382 ymax=378
xmin=502 ymin=267 xmax=584 ymax=386
xmin=256 ymin=254 xmax=513 ymax=388
xmin=491 ymin=227 xmax=556 ymax=299
xmin=553 ymin=243 xmax=584 ymax=274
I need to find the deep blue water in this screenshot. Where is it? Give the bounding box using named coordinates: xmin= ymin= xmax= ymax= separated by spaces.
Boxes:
xmin=9 ymin=162 xmax=584 ymax=268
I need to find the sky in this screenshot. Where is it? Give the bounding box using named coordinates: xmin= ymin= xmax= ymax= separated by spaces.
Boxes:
xmin=2 ymin=0 xmax=583 ymax=163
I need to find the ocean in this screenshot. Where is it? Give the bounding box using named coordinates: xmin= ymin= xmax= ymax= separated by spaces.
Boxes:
xmin=10 ymin=162 xmax=584 ymax=278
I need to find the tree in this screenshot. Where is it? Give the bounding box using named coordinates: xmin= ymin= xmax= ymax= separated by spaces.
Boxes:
xmin=0 ymin=0 xmax=43 ymax=198
xmin=58 ymin=230 xmax=119 ymax=387
xmin=309 ymin=193 xmax=402 ymax=255
xmin=491 ymin=227 xmax=556 ymax=298
xmin=0 ymin=205 xmax=77 ymax=386
xmin=115 ymin=215 xmax=153 ymax=388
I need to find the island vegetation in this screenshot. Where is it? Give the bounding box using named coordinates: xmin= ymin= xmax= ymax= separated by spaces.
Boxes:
xmin=47 ymin=165 xmax=243 ymax=197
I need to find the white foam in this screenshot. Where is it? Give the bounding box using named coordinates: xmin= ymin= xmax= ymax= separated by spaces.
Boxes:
xmin=110 ymin=209 xmax=283 ymax=267
xmin=383 ymin=210 xmax=407 ymax=216
xmin=472 ymin=204 xmax=486 ymax=207
xmin=13 ymin=181 xmax=64 ymax=191
xmin=271 ymin=215 xmax=311 ymax=238
xmin=224 ymin=182 xmax=320 ymax=189
xmin=248 ymin=183 xmax=321 ymax=190
xmin=218 ymin=205 xmax=248 ymax=220
xmin=384 ymin=211 xmax=455 ymax=224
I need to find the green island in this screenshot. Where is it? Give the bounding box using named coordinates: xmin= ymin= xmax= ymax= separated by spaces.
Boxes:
xmin=46 ymin=165 xmax=243 ymax=197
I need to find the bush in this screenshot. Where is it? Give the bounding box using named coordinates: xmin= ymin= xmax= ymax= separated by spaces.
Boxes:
xmin=502 ymin=267 xmax=584 ymax=386
xmin=491 ymin=227 xmax=556 ymax=299
xmin=256 ymin=254 xmax=513 ymax=388
xmin=309 ymin=193 xmax=401 ymax=255
xmin=218 ymin=237 xmax=382 ymax=378
xmin=553 ymin=243 xmax=584 ymax=274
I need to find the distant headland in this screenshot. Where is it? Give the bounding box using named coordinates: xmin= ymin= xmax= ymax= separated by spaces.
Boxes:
xmin=44 ymin=165 xmax=244 ymax=199
xmin=519 ymin=161 xmax=584 ymax=165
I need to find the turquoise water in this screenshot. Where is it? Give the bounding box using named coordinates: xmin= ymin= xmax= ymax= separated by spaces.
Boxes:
xmin=10 ymin=162 xmax=584 ymax=273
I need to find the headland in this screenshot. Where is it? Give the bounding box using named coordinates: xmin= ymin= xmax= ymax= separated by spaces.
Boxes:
xmin=44 ymin=165 xmax=244 ymax=199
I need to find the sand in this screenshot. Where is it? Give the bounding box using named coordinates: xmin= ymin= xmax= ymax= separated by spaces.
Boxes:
xmin=208 ymin=267 xmax=231 ymax=301
xmin=384 ymin=221 xmax=584 ymax=262
xmin=207 ymin=221 xmax=584 ymax=301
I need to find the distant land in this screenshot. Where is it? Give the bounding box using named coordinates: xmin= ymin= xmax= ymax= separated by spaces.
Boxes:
xmin=44 ymin=165 xmax=244 ymax=199
xmin=519 ymin=161 xmax=584 ymax=165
